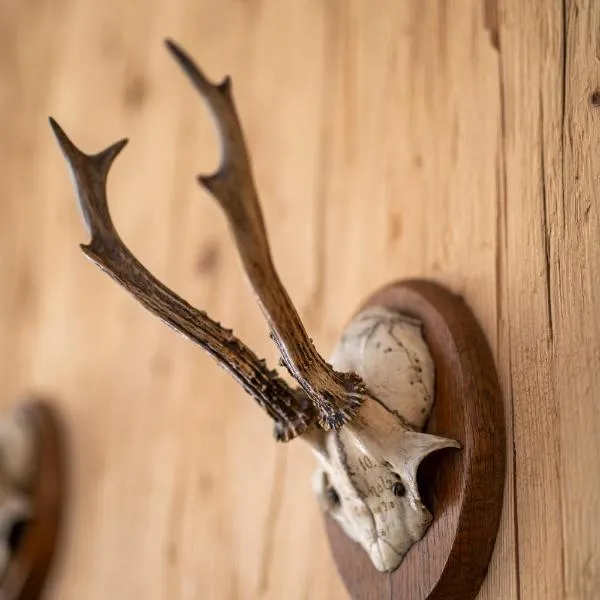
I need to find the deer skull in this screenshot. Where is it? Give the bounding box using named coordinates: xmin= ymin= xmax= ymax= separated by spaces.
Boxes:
xmin=51 ymin=40 xmax=459 ymax=574
xmin=310 ymin=307 xmax=459 ymax=571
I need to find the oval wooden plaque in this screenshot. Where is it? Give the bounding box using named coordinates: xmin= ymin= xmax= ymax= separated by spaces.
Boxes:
xmin=324 ymin=279 xmax=505 ymax=600
xmin=1 ymin=400 xmax=66 ymax=600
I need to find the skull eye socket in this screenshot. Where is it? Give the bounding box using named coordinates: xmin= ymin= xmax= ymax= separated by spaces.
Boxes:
xmin=392 ymin=481 xmax=406 ymax=497
xmin=390 ymin=471 xmax=406 ymax=497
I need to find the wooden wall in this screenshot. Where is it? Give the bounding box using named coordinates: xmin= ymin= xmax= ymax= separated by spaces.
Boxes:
xmin=0 ymin=0 xmax=598 ymax=598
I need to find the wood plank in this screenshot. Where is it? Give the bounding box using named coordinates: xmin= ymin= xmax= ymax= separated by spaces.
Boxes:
xmin=0 ymin=1 xmax=520 ymax=598
xmin=557 ymin=1 xmax=600 ymax=597
xmin=498 ymin=0 xmax=566 ymax=596
xmin=499 ymin=0 xmax=600 ymax=598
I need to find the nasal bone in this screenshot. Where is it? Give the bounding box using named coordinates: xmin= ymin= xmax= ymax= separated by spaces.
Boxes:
xmin=369 ymin=538 xmax=402 ymax=573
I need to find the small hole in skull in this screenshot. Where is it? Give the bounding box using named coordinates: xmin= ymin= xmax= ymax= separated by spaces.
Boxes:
xmin=326 ymin=485 xmax=340 ymax=506
xmin=8 ymin=517 xmax=31 ymax=553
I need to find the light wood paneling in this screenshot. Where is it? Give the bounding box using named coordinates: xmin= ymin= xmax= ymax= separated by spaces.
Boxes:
xmin=0 ymin=0 xmax=597 ymax=598
xmin=500 ymin=0 xmax=600 ymax=598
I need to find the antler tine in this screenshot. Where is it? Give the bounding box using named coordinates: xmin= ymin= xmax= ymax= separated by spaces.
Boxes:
xmin=166 ymin=40 xmax=365 ymax=429
xmin=49 ymin=117 xmax=314 ymax=442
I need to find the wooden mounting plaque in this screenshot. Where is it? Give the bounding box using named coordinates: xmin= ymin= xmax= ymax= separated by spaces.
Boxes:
xmin=324 ymin=279 xmax=505 ymax=600
xmin=2 ymin=400 xmax=66 ymax=600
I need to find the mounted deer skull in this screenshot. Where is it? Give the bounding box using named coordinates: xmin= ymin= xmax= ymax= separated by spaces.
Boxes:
xmin=50 ymin=40 xmax=459 ymax=572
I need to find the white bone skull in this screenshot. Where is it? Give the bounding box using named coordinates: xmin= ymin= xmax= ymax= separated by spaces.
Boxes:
xmin=309 ymin=307 xmax=460 ymax=572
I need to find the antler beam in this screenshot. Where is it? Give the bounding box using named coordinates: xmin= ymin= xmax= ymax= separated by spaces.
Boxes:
xmin=49 ymin=118 xmax=313 ymax=441
xmin=165 ymin=41 xmax=365 ymax=428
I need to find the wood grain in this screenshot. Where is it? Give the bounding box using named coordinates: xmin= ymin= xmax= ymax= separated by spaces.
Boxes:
xmin=325 ymin=280 xmax=505 ymax=600
xmin=0 ymin=0 xmax=597 ymax=598
xmin=499 ymin=0 xmax=600 ymax=598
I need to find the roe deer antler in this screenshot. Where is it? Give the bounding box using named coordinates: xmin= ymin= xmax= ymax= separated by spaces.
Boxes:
xmin=50 ymin=39 xmax=368 ymax=436
xmin=49 ymin=119 xmax=312 ymax=441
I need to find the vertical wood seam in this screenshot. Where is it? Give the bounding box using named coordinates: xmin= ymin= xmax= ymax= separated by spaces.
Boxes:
xmin=495 ymin=5 xmax=521 ymax=595
xmin=538 ymin=90 xmax=554 ymax=344
xmin=557 ymin=1 xmax=569 ymax=596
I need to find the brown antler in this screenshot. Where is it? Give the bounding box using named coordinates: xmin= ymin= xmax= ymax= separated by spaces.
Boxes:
xmin=165 ymin=40 xmax=365 ymax=428
xmin=49 ymin=118 xmax=313 ymax=441
xmin=50 ymin=40 xmax=366 ymax=434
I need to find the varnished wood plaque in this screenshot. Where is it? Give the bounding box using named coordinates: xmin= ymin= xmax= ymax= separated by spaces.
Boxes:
xmin=325 ymin=279 xmax=505 ymax=600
